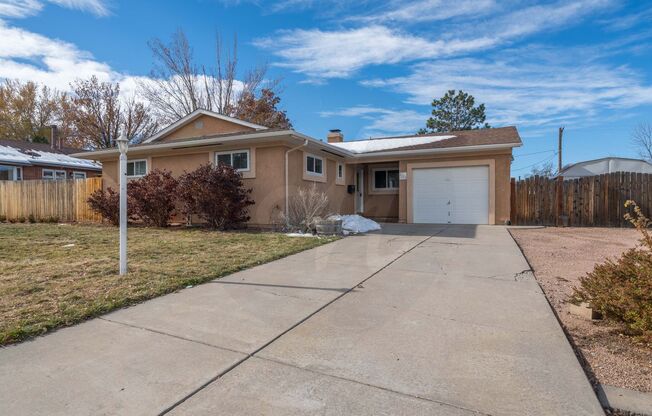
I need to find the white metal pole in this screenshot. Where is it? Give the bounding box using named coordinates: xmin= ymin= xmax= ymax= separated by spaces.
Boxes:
xmin=119 ymin=148 xmax=127 ymax=275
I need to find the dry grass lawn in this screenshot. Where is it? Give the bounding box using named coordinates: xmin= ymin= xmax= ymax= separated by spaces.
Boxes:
xmin=0 ymin=223 xmax=335 ymax=345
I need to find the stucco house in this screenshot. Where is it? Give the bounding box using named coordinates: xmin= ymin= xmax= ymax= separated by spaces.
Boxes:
xmin=0 ymin=139 xmax=101 ymax=181
xmin=73 ymin=109 xmax=522 ymax=226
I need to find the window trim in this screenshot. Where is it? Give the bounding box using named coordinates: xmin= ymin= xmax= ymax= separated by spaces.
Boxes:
xmin=126 ymin=159 xmax=148 ymax=178
xmin=215 ymin=149 xmax=250 ymax=172
xmin=0 ymin=165 xmax=20 ymax=181
xmin=72 ymin=171 xmax=87 ymax=179
xmin=371 ymin=167 xmax=400 ymax=192
xmin=336 ymin=162 xmax=345 ymax=186
xmin=305 ymin=153 xmax=325 ymax=177
xmin=42 ymin=168 xmax=67 ymax=180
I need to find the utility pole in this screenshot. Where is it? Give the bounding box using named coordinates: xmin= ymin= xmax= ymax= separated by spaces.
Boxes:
xmin=558 ymin=126 xmax=564 ymax=174
xmin=556 ymin=126 xmax=565 ymax=226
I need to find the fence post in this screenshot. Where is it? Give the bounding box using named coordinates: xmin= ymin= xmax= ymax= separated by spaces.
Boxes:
xmin=555 ymin=175 xmax=563 ymax=226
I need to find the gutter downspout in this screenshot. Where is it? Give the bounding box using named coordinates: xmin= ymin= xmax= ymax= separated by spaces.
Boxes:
xmin=285 ymin=139 xmax=309 ymax=223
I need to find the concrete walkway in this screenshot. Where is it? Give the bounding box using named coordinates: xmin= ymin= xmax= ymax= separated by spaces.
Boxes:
xmin=0 ymin=224 xmax=604 ymax=415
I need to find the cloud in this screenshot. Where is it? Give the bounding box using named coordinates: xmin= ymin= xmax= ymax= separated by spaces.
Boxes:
xmin=0 ymin=0 xmax=110 ymax=18
xmin=348 ymin=0 xmax=498 ymax=24
xmin=255 ymin=0 xmax=612 ymax=80
xmin=320 ymin=105 xmax=427 ymax=137
xmin=362 ymin=53 xmax=652 ymax=128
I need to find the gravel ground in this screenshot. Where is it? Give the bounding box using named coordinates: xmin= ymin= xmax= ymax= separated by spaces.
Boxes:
xmin=510 ymin=227 xmax=652 ymax=393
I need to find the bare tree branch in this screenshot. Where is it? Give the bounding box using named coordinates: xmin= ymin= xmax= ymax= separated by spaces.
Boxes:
xmin=633 ymin=122 xmax=652 ymax=161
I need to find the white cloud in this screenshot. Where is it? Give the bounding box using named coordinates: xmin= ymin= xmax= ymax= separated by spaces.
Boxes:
xmin=321 ymin=106 xmax=427 ymax=137
xmin=362 ymin=55 xmax=652 ymax=128
xmin=0 ymin=0 xmax=109 ymax=17
xmin=348 ymin=0 xmax=498 ymax=24
xmin=255 ymin=0 xmax=612 ymax=80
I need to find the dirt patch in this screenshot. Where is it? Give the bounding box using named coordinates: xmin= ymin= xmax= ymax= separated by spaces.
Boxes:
xmin=510 ymin=227 xmax=652 ymax=393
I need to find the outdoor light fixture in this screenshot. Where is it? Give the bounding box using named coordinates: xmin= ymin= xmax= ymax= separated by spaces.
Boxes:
xmin=117 ymin=133 xmax=128 ymax=275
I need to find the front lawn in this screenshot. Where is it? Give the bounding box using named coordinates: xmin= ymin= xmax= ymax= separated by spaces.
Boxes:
xmin=0 ymin=224 xmax=335 ymax=345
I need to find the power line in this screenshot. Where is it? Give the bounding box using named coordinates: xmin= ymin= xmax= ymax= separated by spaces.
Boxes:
xmin=512 ymin=152 xmax=558 ymax=172
xmin=513 ymin=149 xmax=556 ymax=158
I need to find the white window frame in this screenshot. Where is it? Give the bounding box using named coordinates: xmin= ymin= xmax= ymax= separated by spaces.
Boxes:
xmin=215 ymin=149 xmax=250 ymax=172
xmin=305 ymin=154 xmax=324 ymax=177
xmin=126 ymin=159 xmax=148 ymax=178
xmin=43 ymin=169 xmax=67 ymax=180
xmin=372 ymin=167 xmax=400 ymax=191
xmin=72 ymin=171 xmax=87 ymax=179
xmin=0 ymin=165 xmax=20 ymax=181
xmin=337 ymin=162 xmax=344 ymax=179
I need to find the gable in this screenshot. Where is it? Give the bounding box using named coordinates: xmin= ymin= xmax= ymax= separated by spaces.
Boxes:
xmin=157 ymin=114 xmax=257 ymax=143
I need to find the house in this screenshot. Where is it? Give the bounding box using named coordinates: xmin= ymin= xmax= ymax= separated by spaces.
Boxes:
xmin=560 ymin=157 xmax=652 ymax=179
xmin=0 ymin=139 xmax=101 ymax=181
xmin=73 ymin=109 xmax=522 ymax=226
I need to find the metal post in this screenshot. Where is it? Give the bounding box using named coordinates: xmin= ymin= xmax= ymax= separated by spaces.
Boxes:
xmin=117 ymin=135 xmax=128 ymax=275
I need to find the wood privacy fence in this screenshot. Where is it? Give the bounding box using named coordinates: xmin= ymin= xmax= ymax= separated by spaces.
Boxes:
xmin=510 ymin=172 xmax=652 ymax=227
xmin=0 ymin=178 xmax=102 ymax=222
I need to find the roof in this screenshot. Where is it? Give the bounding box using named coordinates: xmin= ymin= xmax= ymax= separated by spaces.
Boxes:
xmin=0 ymin=140 xmax=101 ymax=170
xmin=330 ymin=126 xmax=522 ymax=154
xmin=142 ymin=109 xmax=268 ymax=144
xmin=73 ymin=126 xmax=522 ymax=160
xmin=560 ymin=157 xmax=652 ymax=178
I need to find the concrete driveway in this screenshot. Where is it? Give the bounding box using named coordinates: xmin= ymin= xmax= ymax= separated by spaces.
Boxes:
xmin=0 ymin=224 xmax=603 ymax=415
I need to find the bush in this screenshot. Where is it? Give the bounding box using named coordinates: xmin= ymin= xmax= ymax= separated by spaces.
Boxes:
xmin=87 ymin=188 xmax=123 ymax=226
xmin=178 ymin=163 xmax=254 ymax=229
xmin=127 ymin=169 xmax=178 ymax=227
xmin=17 ymin=216 xmax=26 ymax=223
xmin=47 ymin=216 xmax=59 ymax=223
xmin=28 ymin=214 xmax=36 ymax=223
xmin=283 ymin=184 xmax=329 ymax=233
xmin=573 ymin=200 xmax=652 ymax=340
xmin=0 ymin=215 xmax=6 ymax=222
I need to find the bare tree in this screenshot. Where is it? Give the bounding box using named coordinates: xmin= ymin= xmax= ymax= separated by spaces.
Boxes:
xmin=140 ymin=29 xmax=273 ymax=125
xmin=633 ymin=122 xmax=652 ymax=161
xmin=529 ymin=161 xmax=555 ymax=178
xmin=64 ymin=76 xmax=158 ymax=149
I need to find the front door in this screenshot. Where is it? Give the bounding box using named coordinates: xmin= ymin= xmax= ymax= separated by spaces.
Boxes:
xmin=355 ymin=168 xmax=364 ymax=214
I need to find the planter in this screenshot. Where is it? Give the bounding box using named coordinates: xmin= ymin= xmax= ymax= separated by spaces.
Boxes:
xmin=315 ymin=219 xmax=342 ymax=235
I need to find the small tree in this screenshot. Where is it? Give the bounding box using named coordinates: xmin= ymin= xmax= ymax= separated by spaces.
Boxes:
xmin=529 ymin=161 xmax=555 ymax=178
xmin=632 ymin=122 xmax=652 ymax=161
xmin=234 ymin=88 xmax=292 ymax=129
xmin=178 ymin=163 xmax=254 ymax=229
xmin=419 ymin=89 xmax=490 ymax=134
xmin=127 ymin=169 xmax=178 ymax=227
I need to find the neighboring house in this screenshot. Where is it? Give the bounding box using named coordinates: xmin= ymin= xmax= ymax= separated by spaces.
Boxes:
xmin=560 ymin=157 xmax=652 ymax=179
xmin=74 ymin=109 xmax=522 ymax=226
xmin=0 ymin=139 xmax=102 ymax=181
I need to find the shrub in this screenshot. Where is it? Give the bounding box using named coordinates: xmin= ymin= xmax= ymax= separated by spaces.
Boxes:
xmin=178 ymin=163 xmax=254 ymax=229
xmin=127 ymin=169 xmax=178 ymax=227
xmin=0 ymin=215 xmax=6 ymax=222
xmin=28 ymin=214 xmax=36 ymax=223
xmin=87 ymin=188 xmax=123 ymax=226
xmin=283 ymin=183 xmax=329 ymax=233
xmin=8 ymin=217 xmax=17 ymax=223
xmin=18 ymin=216 xmax=26 ymax=223
xmin=573 ymin=200 xmax=652 ymax=340
xmin=47 ymin=216 xmax=59 ymax=223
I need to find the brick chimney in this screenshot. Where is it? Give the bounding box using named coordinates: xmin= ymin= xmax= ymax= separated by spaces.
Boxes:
xmin=327 ymin=129 xmax=343 ymax=143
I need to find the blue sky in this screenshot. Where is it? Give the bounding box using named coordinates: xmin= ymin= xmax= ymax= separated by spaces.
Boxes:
xmin=1 ymin=0 xmax=651 ymax=174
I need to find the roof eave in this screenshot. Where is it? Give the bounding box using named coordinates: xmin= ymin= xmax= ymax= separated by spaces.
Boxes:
xmin=350 ymin=142 xmax=522 ymax=160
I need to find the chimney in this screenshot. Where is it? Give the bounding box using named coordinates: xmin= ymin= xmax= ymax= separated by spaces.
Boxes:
xmin=327 ymin=129 xmax=343 ymax=143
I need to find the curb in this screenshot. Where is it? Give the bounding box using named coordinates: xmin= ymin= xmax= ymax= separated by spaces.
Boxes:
xmin=597 ymin=384 xmax=652 ymax=415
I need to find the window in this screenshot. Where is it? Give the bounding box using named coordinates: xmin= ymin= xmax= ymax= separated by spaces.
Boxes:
xmin=72 ymin=171 xmax=87 ymax=179
xmin=373 ymin=168 xmax=399 ymax=190
xmin=16 ymin=167 xmax=21 ymax=181
xmin=306 ymin=154 xmax=324 ymax=176
xmin=215 ymin=150 xmax=249 ymax=171
xmin=127 ymin=160 xmax=147 ymax=177
xmin=43 ymin=169 xmax=66 ymax=180
xmin=0 ymin=165 xmax=19 ymax=181
xmin=337 ymin=163 xmax=344 ymax=179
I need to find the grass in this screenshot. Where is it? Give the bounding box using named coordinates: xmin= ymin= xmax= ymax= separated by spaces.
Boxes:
xmin=0 ymin=223 xmax=336 ymax=345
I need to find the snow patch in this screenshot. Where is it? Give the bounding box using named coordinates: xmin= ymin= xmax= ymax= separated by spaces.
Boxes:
xmin=330 ymin=135 xmax=454 ymax=154
xmin=328 ymin=214 xmax=381 ymax=234
xmin=285 ymin=232 xmax=318 ymax=238
xmin=0 ymin=145 xmax=101 ymax=170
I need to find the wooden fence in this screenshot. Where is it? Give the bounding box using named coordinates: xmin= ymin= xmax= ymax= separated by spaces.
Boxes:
xmin=510 ymin=172 xmax=652 ymax=227
xmin=0 ymin=177 xmax=102 ymax=222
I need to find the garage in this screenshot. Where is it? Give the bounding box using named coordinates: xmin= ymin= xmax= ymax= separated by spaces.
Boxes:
xmin=412 ymin=165 xmax=489 ymax=224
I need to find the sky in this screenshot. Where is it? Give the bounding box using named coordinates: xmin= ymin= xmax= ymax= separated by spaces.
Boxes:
xmin=0 ymin=0 xmax=651 ymax=175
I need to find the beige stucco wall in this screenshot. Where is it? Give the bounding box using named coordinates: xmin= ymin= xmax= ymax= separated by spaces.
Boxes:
xmin=360 ymin=162 xmax=400 ymax=221
xmin=99 ymin=144 xmax=355 ymax=227
xmin=157 ymin=115 xmax=256 ymax=143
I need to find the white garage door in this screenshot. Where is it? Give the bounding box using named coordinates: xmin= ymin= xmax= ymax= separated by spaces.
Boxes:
xmin=412 ymin=166 xmax=489 ymax=224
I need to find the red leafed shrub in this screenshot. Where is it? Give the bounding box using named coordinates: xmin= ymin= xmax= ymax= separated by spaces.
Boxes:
xmin=87 ymin=187 xmax=124 ymax=225
xmin=178 ymin=163 xmax=254 ymax=229
xmin=128 ymin=169 xmax=179 ymax=227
